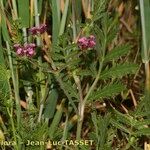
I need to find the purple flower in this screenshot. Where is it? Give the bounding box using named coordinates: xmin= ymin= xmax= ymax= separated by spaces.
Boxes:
xmin=28 ymin=27 xmax=38 ymax=35
xmin=78 ymin=37 xmax=89 ymax=50
xmin=29 ymin=24 xmax=47 ymax=35
xmin=77 ymin=35 xmax=96 ymax=50
xmin=37 ymin=24 xmax=47 ymax=34
xmin=26 ymin=49 xmax=36 ymax=57
xmin=24 ymin=43 xmax=36 ymax=57
xmin=88 ymin=35 xmax=96 ymax=48
xmin=14 ymin=43 xmax=36 ymax=57
xmin=16 ymin=47 xmax=24 ymax=55
xmin=14 ymin=44 xmax=24 ymax=56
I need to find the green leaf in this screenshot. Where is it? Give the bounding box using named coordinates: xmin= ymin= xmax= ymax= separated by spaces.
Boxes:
xmin=91 ymin=112 xmax=111 ymax=149
xmin=64 ymin=44 xmax=77 ymax=51
xmin=111 ymin=119 xmax=131 ymax=134
xmin=38 ymin=0 xmax=43 ymax=15
xmin=59 ymin=0 xmax=69 ymax=36
xmin=44 ymin=89 xmax=58 ymax=119
xmin=0 ymin=0 xmax=10 ymax=42
xmin=52 ymin=52 xmax=64 ymax=61
xmin=92 ymin=0 xmax=107 ymax=22
xmin=49 ymin=100 xmax=64 ymax=139
xmin=52 ymin=44 xmax=64 ymax=52
xmin=63 ymin=81 xmax=78 ymax=99
xmin=133 ymin=119 xmax=150 ymax=129
xmin=89 ymin=83 xmax=125 ymax=101
xmin=106 ymin=27 xmax=117 ymax=45
xmin=51 ymin=0 xmax=60 ymax=43
xmin=133 ymin=128 xmax=150 ymax=136
xmin=139 ymin=0 xmax=150 ymax=61
xmin=64 ymin=50 xmax=79 ymax=61
xmin=0 ymin=30 xmax=5 ymax=65
xmin=100 ymin=63 xmax=138 ymax=79
xmin=105 ymin=44 xmax=131 ymax=62
xmin=77 ymin=69 xmax=94 ymax=77
xmin=112 ymin=109 xmax=135 ymax=127
xmin=91 ymin=112 xmax=99 ymax=138
xmin=0 ymin=65 xmax=10 ymax=100
xmin=17 ymin=0 xmax=29 ymax=27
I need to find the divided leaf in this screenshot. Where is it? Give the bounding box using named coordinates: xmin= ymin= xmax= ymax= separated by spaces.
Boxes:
xmin=133 ymin=128 xmax=150 ymax=136
xmin=100 ymin=63 xmax=138 ymax=79
xmin=89 ymin=82 xmax=125 ymax=101
xmin=105 ymin=44 xmax=131 ymax=62
xmin=63 ymin=81 xmax=78 ymax=99
xmin=110 ymin=119 xmax=131 ymax=134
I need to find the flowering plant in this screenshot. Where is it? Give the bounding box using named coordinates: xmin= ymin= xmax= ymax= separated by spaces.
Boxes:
xmin=0 ymin=0 xmax=148 ymax=150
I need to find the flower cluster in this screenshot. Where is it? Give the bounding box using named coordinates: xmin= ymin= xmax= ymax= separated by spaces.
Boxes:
xmin=14 ymin=43 xmax=36 ymax=57
xmin=77 ymin=35 xmax=96 ymax=50
xmin=29 ymin=24 xmax=47 ymax=35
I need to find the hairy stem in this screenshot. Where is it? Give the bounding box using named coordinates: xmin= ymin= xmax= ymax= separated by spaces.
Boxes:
xmin=73 ymin=73 xmax=84 ymax=140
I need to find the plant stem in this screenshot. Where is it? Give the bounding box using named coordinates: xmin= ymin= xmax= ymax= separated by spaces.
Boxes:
xmin=22 ymin=28 xmax=27 ymax=43
xmin=6 ymin=42 xmax=21 ymax=129
xmin=12 ymin=0 xmax=18 ymax=19
xmin=75 ymin=60 xmax=103 ymax=140
xmin=145 ymin=62 xmax=150 ymax=90
xmin=59 ymin=0 xmax=70 ymax=35
xmin=139 ymin=0 xmax=149 ymax=62
xmin=73 ymin=73 xmax=84 ymax=140
xmin=38 ymin=104 xmax=44 ymax=122
xmin=83 ymin=60 xmax=103 ymax=103
xmin=139 ymin=0 xmax=150 ymax=89
xmin=34 ymin=0 xmax=46 ymax=123
xmin=76 ymin=101 xmax=85 ymax=140
xmin=34 ymin=0 xmax=40 ymax=46
xmin=139 ymin=0 xmax=150 ymax=112
xmin=72 ymin=0 xmax=77 ymax=42
xmin=7 ymin=108 xmax=19 ymax=150
xmin=37 ymin=57 xmax=46 ymax=123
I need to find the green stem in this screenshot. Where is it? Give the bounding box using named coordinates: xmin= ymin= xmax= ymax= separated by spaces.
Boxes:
xmin=7 ymin=108 xmax=19 ymax=150
xmin=34 ymin=0 xmax=46 ymax=123
xmin=59 ymin=0 xmax=70 ymax=35
xmin=72 ymin=0 xmax=77 ymax=42
xmin=73 ymin=72 xmax=84 ymax=140
xmin=60 ymin=111 xmax=69 ymax=149
xmin=22 ymin=28 xmax=27 ymax=43
xmin=83 ymin=60 xmax=103 ymax=103
xmin=139 ymin=0 xmax=149 ymax=62
xmin=76 ymin=101 xmax=85 ymax=140
xmin=34 ymin=0 xmax=40 ymax=46
xmin=139 ymin=0 xmax=150 ymax=112
xmin=75 ymin=60 xmax=103 ymax=140
xmin=6 ymin=42 xmax=21 ymax=129
xmin=37 ymin=58 xmax=46 ymax=123
xmin=145 ymin=62 xmax=150 ymax=90
xmin=12 ymin=0 xmax=18 ymax=19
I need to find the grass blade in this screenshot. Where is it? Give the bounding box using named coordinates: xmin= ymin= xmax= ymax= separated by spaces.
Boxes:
xmin=17 ymin=0 xmax=30 ymax=27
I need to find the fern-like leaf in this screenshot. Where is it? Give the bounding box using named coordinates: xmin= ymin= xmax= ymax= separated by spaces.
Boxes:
xmin=100 ymin=63 xmax=138 ymax=79
xmin=89 ymin=82 xmax=125 ymax=101
xmin=110 ymin=119 xmax=131 ymax=134
xmin=133 ymin=128 xmax=150 ymax=136
xmin=0 ymin=65 xmax=10 ymax=101
xmin=105 ymin=44 xmax=131 ymax=62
